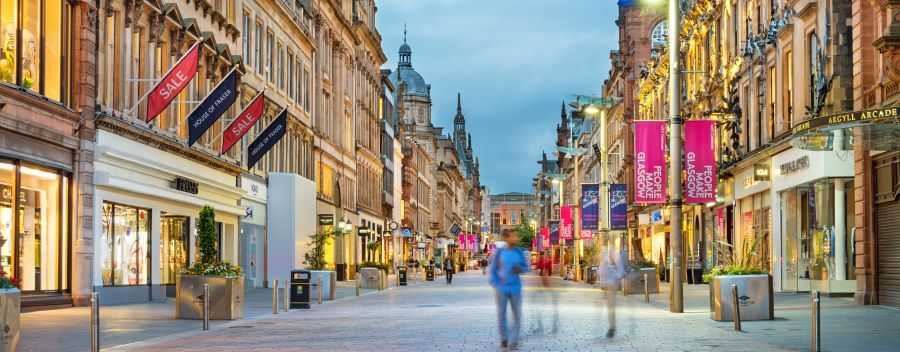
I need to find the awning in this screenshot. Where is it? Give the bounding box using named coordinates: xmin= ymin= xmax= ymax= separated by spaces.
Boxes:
xmin=791 ymin=106 xmax=900 ymax=151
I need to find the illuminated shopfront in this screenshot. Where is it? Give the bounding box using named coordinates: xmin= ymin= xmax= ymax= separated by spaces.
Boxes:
xmin=0 ymin=160 xmax=70 ymax=293
xmin=0 ymin=0 xmax=67 ymax=101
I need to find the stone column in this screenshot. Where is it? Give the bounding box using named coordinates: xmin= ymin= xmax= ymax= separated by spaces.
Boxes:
xmin=834 ymin=178 xmax=847 ymax=281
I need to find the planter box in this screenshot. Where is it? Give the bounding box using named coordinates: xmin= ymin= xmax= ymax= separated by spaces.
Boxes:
xmin=0 ymin=289 xmax=19 ymax=352
xmin=359 ymin=268 xmax=384 ymax=289
xmin=622 ymin=268 xmax=659 ymax=294
xmin=310 ymin=271 xmax=336 ymax=301
xmin=710 ymin=274 xmax=774 ymax=321
xmin=176 ymin=275 xmax=244 ymax=320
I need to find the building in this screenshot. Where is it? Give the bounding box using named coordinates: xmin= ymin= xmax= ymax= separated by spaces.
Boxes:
xmin=380 ymin=69 xmax=403 ymax=268
xmin=489 ymin=192 xmax=538 ymax=236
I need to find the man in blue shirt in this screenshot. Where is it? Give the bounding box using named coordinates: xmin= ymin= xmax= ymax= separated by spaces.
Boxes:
xmin=489 ymin=229 xmax=530 ymax=349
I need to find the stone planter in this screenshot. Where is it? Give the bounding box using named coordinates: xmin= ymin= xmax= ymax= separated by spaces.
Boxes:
xmin=358 ymin=268 xmax=384 ymax=289
xmin=310 ymin=270 xmax=336 ymax=301
xmin=0 ymin=289 xmax=19 ymax=352
xmin=622 ymin=268 xmax=658 ymax=294
xmin=710 ymin=274 xmax=774 ymax=321
xmin=176 ymin=275 xmax=244 ymax=320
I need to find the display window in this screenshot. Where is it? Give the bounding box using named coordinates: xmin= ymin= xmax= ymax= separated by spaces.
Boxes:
xmin=0 ymin=160 xmax=69 ymax=292
xmin=161 ymin=215 xmax=189 ymax=285
xmin=0 ymin=0 xmax=67 ymax=102
xmin=100 ymin=202 xmax=150 ymax=286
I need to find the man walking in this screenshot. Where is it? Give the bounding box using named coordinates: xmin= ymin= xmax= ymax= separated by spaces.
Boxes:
xmin=490 ymin=229 xmax=529 ymax=350
xmin=443 ymin=256 xmax=454 ymax=284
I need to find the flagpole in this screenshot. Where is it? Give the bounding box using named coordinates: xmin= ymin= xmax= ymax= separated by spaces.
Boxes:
xmin=127 ymin=41 xmax=202 ymax=120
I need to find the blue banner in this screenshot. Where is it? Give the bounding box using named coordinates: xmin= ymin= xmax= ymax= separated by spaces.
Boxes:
xmin=610 ymin=184 xmax=628 ymax=230
xmin=247 ymin=109 xmax=288 ymax=168
xmin=187 ymin=69 xmax=238 ymax=146
xmin=549 ymin=221 xmax=559 ymax=245
xmin=581 ymin=183 xmax=600 ymax=231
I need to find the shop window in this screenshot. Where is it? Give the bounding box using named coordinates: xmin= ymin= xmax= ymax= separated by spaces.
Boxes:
xmin=0 ymin=0 xmax=67 ymax=102
xmin=101 ymin=202 xmax=149 ymax=286
xmin=161 ymin=216 xmax=189 ymax=285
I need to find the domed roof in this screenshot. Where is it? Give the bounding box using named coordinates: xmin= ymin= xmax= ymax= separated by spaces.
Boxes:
xmin=400 ymin=42 xmax=411 ymax=55
xmin=392 ymin=66 xmax=430 ymax=97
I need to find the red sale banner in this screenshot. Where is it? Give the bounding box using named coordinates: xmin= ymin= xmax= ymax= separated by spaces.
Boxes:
xmin=540 ymin=227 xmax=550 ymax=249
xmin=634 ymin=120 xmax=667 ymax=204
xmin=684 ymin=120 xmax=717 ymax=203
xmin=221 ymin=91 xmax=265 ymax=154
xmin=146 ymin=42 xmax=200 ymax=122
xmin=560 ymin=205 xmax=573 ymax=240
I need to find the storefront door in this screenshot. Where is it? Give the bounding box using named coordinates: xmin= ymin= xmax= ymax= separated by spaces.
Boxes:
xmin=161 ymin=216 xmax=189 ymax=297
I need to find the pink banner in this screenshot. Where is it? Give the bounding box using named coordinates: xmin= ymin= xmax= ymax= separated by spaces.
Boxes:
xmin=580 ymin=230 xmax=593 ymax=240
xmin=634 ymin=120 xmax=667 ymax=204
xmin=540 ymin=227 xmax=550 ymax=249
xmin=560 ymin=205 xmax=573 ymax=241
xmin=458 ymin=234 xmax=466 ymax=250
xmin=684 ymin=120 xmax=717 ymax=203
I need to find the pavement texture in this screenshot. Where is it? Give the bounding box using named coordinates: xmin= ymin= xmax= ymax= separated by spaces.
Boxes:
xmin=18 ymin=281 xmax=382 ymax=352
xmin=73 ymin=272 xmax=897 ymax=352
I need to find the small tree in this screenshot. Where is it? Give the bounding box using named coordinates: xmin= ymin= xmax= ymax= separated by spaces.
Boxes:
xmin=198 ymin=205 xmax=218 ymax=264
xmin=514 ymin=223 xmax=535 ymax=249
xmin=305 ymin=229 xmax=336 ymax=270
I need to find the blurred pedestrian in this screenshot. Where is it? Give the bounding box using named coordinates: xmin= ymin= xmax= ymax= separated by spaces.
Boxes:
xmin=490 ymin=229 xmax=530 ymax=350
xmin=443 ymin=256 xmax=454 ymax=285
xmin=529 ymin=251 xmax=559 ymax=336
xmin=599 ymin=245 xmax=626 ymax=338
xmin=481 ymin=258 xmax=489 ymax=275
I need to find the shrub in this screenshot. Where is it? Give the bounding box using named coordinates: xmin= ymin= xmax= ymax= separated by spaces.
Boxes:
xmin=702 ymin=264 xmax=767 ymax=283
xmin=360 ymin=261 xmax=389 ymax=272
xmin=304 ymin=229 xmax=336 ymax=270
xmin=182 ymin=205 xmax=242 ymax=277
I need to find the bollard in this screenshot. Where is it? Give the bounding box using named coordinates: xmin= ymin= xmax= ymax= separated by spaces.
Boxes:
xmin=283 ymin=279 xmax=290 ymax=312
xmin=272 ymin=279 xmax=279 ymax=314
xmin=317 ymin=277 xmax=323 ymax=304
xmin=811 ymin=291 xmax=821 ymax=351
xmin=643 ymin=273 xmax=650 ymax=303
xmin=90 ymin=291 xmax=99 ymax=352
xmin=731 ymin=284 xmax=742 ymax=331
xmin=202 ymin=284 xmax=210 ymax=331
xmin=621 ymin=278 xmax=627 ymax=296
xmin=356 ymin=277 xmax=361 ymax=297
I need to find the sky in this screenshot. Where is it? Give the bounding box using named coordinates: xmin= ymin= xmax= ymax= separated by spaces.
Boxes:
xmin=377 ymin=0 xmax=620 ymax=195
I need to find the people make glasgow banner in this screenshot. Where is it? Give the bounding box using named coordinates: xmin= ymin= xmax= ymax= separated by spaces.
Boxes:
xmin=634 ymin=120 xmax=667 ymax=204
xmin=187 ymin=68 xmax=238 ymax=146
xmin=146 ymin=42 xmax=200 ymax=122
xmin=221 ymin=91 xmax=265 ymax=154
xmin=684 ymin=120 xmax=717 ymax=203
xmin=609 ymin=183 xmax=628 ymax=230
xmin=247 ymin=108 xmax=288 ymax=168
xmin=560 ymin=205 xmax=573 ymax=241
xmin=580 ymin=183 xmax=599 ymax=231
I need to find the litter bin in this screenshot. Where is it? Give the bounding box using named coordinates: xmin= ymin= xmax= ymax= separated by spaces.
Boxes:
xmin=425 ymin=265 xmax=435 ymax=281
xmin=398 ymin=266 xmax=408 ymax=286
xmin=290 ymin=270 xmax=311 ymax=309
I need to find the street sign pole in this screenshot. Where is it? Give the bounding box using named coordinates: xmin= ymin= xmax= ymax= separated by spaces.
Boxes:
xmin=668 ymin=0 xmax=685 ymax=313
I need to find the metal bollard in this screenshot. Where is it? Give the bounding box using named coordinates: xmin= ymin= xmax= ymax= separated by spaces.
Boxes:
xmin=272 ymin=279 xmax=279 ymax=314
xmin=643 ymin=273 xmax=650 ymax=303
xmin=731 ymin=284 xmax=742 ymax=331
xmin=811 ymin=291 xmax=821 ymax=351
xmin=317 ymin=277 xmax=323 ymax=304
xmin=621 ymin=278 xmax=627 ymax=296
xmin=202 ymin=284 xmax=210 ymax=331
xmin=356 ymin=277 xmax=361 ymax=296
xmin=90 ymin=291 xmax=100 ymax=352
xmin=283 ymin=279 xmax=290 ymax=312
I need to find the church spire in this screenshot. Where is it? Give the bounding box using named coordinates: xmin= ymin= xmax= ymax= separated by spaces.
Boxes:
xmin=454 ymin=92 xmax=465 ymax=125
xmin=399 ymin=23 xmax=412 ymax=68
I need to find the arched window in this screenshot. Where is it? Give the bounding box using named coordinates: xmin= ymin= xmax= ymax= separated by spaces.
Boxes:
xmin=651 ymin=20 xmax=668 ymax=47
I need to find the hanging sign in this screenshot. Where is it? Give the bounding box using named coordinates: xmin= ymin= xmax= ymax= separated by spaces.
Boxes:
xmin=146 ymin=42 xmax=201 ymax=122
xmin=580 ymin=183 xmax=599 ymax=231
xmin=187 ymin=68 xmax=239 ymax=146
xmin=560 ymin=205 xmax=574 ymax=241
xmin=247 ymin=109 xmax=288 ymax=168
xmin=634 ymin=120 xmax=667 ymax=204
xmin=684 ymin=120 xmax=717 ymax=203
xmin=609 ymin=183 xmax=628 ymax=230
xmin=221 ymin=91 xmax=266 ymax=154
xmin=549 ymin=221 xmax=560 ymax=245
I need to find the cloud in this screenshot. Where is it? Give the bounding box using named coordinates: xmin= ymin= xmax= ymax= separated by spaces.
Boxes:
xmin=378 ymin=0 xmax=619 ymax=193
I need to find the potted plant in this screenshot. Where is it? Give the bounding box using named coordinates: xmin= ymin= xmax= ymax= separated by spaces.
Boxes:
xmin=176 ymin=206 xmax=244 ymax=320
xmin=622 ymin=257 xmax=659 ymax=294
xmin=0 ymin=271 xmax=19 ymax=351
xmin=304 ymin=229 xmax=337 ymax=301
xmin=705 ymin=236 xmax=773 ymax=321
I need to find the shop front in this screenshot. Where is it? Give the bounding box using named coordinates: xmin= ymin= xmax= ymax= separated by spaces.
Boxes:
xmin=772 ymin=147 xmax=855 ymax=294
xmin=733 ymin=162 xmax=773 ymax=275
xmin=94 ymin=131 xmax=243 ymax=304
xmin=240 ymin=175 xmax=267 ymax=288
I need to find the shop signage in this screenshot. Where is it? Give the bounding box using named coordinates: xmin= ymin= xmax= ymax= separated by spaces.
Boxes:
xmin=247 ymin=109 xmax=288 ymax=169
xmin=147 ymin=42 xmax=200 ymax=122
xmin=634 ymin=120 xmax=667 ymax=204
xmin=0 ymin=185 xmax=36 ymax=207
xmin=684 ymin=120 xmax=717 ymax=203
xmin=791 ymin=106 xmax=900 ymax=135
xmin=779 ymin=156 xmax=809 ymax=175
xmin=609 ymin=183 xmax=628 ymax=230
xmin=753 ymin=163 xmax=770 ymax=182
xmin=580 ymin=183 xmax=599 ymax=231
xmin=172 ymin=176 xmax=199 ymax=194
xmin=358 ymin=227 xmax=370 ymax=237
xmin=221 ymin=91 xmax=266 ymax=154
xmin=401 ymin=228 xmax=412 ymax=237
xmin=187 ymin=68 xmax=238 ymax=146
xmin=318 ymin=214 xmax=335 ymax=226
xmin=560 ymin=205 xmax=574 ymax=240
xmin=651 ymin=210 xmax=663 ymax=224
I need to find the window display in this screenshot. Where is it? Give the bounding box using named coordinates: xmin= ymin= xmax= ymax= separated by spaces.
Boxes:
xmin=0 ymin=0 xmax=65 ymax=101
xmin=161 ymin=216 xmax=189 ymax=285
xmin=101 ymin=202 xmax=149 ymax=286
